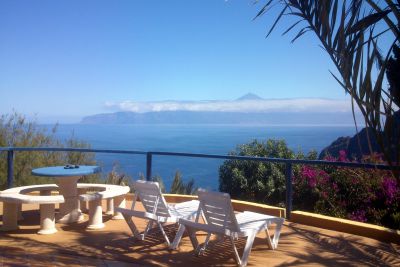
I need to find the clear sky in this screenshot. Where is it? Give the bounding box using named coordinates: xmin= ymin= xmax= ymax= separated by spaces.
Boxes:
xmin=0 ymin=0 xmax=368 ymax=123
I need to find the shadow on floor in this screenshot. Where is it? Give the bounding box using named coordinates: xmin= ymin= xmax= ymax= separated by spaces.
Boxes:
xmin=1 ymin=210 xmax=399 ymax=266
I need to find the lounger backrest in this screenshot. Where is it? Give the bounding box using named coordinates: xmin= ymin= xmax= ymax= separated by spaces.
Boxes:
xmin=197 ymin=189 xmax=240 ymax=232
xmin=133 ymin=180 xmax=171 ymax=218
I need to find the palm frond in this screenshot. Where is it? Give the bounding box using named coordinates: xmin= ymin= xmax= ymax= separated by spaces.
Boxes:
xmin=254 ymin=0 xmax=400 ymax=178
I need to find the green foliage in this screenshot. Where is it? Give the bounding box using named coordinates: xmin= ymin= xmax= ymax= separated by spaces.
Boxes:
xmin=219 ymin=139 xmax=316 ymax=206
xmin=105 ymin=163 xmax=131 ymax=187
xmin=390 ymin=212 xmax=400 ymax=229
xmin=0 ymin=112 xmax=100 ymax=189
xmin=170 ymin=171 xmax=196 ymax=195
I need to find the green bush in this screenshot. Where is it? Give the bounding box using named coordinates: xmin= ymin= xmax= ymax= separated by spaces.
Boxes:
xmin=105 ymin=163 xmax=131 ymax=186
xmin=219 ymin=139 xmax=316 ymax=206
xmin=170 ymin=171 xmax=196 ymax=195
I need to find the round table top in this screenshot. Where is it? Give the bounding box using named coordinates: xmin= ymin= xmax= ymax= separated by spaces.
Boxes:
xmin=31 ymin=165 xmax=101 ymax=177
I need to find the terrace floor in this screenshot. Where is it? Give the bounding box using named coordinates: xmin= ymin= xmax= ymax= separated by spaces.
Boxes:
xmin=0 ymin=201 xmax=399 ymax=267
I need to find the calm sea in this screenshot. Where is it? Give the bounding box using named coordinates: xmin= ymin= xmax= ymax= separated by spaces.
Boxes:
xmin=47 ymin=124 xmax=356 ymax=190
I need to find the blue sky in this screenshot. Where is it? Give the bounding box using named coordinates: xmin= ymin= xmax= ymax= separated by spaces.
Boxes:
xmin=0 ymin=0 xmax=366 ymax=123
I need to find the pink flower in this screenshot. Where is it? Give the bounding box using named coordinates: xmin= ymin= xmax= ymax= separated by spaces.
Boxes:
xmin=332 ymin=182 xmax=338 ymax=192
xmin=381 ymin=177 xmax=399 ymax=205
xmin=349 ymin=210 xmax=367 ymax=222
xmin=338 ymin=150 xmax=348 ymax=162
xmin=308 ymin=176 xmax=317 ymax=188
xmin=300 ymin=166 xmax=332 ymax=189
xmin=324 ymin=155 xmax=336 ymax=162
xmin=301 ymin=166 xmax=318 ymax=188
xmin=319 ymin=170 xmax=330 ymax=184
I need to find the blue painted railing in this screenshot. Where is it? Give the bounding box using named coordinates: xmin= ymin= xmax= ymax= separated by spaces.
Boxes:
xmin=0 ymin=147 xmax=394 ymax=219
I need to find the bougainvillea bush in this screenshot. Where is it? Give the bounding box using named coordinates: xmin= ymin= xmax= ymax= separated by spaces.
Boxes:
xmin=294 ymin=151 xmax=400 ymax=229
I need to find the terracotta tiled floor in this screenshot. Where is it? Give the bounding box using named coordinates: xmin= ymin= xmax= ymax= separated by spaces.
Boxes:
xmin=0 ymin=201 xmax=399 ymax=266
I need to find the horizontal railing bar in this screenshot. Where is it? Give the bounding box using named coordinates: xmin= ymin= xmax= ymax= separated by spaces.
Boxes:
xmin=0 ymin=146 xmax=396 ymax=170
xmin=150 ymin=151 xmax=394 ymax=170
xmin=0 ymin=147 xmax=147 ymax=155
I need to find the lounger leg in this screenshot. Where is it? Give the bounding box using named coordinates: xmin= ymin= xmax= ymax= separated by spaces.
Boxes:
xmin=123 ymin=214 xmax=142 ymax=239
xmin=86 ymin=198 xmax=105 ymax=229
xmin=112 ymin=196 xmax=125 ymax=220
xmin=265 ymin=227 xmax=274 ymax=249
xmin=105 ymin=198 xmax=114 ymax=215
xmin=230 ymin=236 xmax=242 ymax=266
xmin=1 ymin=202 xmax=19 ymax=231
xmin=240 ymin=232 xmax=256 ymax=267
xmin=38 ymin=203 xmax=57 ymax=235
xmin=157 ymin=222 xmax=171 ymax=246
xmin=140 ymin=220 xmax=154 ymax=240
xmin=186 ymin=227 xmax=200 ymax=252
xmin=271 ymin=218 xmax=284 ymax=249
xmin=170 ymin=224 xmax=186 ymax=249
xmin=197 ymin=233 xmax=212 ymax=255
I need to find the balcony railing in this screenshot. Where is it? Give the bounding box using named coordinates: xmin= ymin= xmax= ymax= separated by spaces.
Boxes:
xmin=0 ymin=146 xmax=394 ymax=220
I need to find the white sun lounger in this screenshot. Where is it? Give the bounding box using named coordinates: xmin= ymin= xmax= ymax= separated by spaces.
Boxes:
xmin=115 ymin=180 xmax=199 ymax=246
xmin=173 ymin=189 xmax=284 ymax=267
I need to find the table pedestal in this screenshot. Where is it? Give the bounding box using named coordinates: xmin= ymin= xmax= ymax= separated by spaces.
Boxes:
xmin=57 ymin=176 xmax=84 ymax=223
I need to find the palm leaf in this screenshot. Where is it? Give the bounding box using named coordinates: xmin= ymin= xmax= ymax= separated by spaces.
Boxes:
xmin=266 ymin=4 xmax=289 ymax=37
xmin=347 ymin=10 xmax=391 ymax=35
xmin=282 ymin=19 xmax=304 ymax=35
xmin=291 ymin=26 xmax=312 ymax=42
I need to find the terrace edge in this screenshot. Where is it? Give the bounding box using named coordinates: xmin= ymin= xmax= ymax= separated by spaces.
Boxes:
xmin=129 ymin=193 xmax=400 ymax=244
xmin=290 ymin=210 xmax=400 ymax=244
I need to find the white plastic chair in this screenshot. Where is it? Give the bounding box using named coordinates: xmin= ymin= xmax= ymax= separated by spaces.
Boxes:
xmin=115 ymin=180 xmax=199 ymax=246
xmin=172 ymin=189 xmax=284 ymax=267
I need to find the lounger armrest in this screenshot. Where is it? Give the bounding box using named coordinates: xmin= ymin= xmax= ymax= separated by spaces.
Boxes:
xmin=179 ymin=218 xmax=229 ymax=235
xmin=115 ymin=207 xmax=159 ymax=221
xmin=242 ymin=211 xmax=285 ymax=224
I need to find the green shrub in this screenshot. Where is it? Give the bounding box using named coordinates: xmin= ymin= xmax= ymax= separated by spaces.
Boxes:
xmin=0 ymin=112 xmax=99 ymax=188
xmin=105 ymin=163 xmax=131 ymax=186
xmin=219 ymin=139 xmax=316 ymax=206
xmin=170 ymin=171 xmax=196 ymax=195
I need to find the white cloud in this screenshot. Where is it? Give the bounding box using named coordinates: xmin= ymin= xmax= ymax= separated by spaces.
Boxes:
xmin=104 ymin=98 xmax=354 ymax=113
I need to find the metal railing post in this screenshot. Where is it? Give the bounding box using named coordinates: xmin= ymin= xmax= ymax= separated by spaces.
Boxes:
xmin=7 ymin=149 xmax=14 ymax=188
xmin=146 ymin=152 xmax=152 ymax=181
xmin=285 ymin=163 xmax=293 ymax=220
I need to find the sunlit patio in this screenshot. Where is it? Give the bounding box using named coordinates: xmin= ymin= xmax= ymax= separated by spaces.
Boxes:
xmin=1 ymin=0 xmax=399 ymax=266
xmin=1 ymin=199 xmax=399 ymax=267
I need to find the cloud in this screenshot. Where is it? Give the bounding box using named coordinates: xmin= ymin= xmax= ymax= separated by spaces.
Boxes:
xmin=104 ymin=98 xmax=354 ymax=113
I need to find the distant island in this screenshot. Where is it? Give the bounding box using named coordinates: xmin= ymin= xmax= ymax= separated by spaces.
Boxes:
xmin=81 ymin=94 xmax=362 ymax=125
xmin=81 ymin=111 xmax=359 ymax=125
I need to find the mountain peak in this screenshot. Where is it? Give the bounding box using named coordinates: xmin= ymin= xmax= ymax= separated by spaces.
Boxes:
xmin=236 ymin=93 xmax=264 ymax=101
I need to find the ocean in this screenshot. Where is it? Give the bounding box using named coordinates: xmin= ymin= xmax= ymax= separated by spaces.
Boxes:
xmin=49 ymin=124 xmax=356 ymax=190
